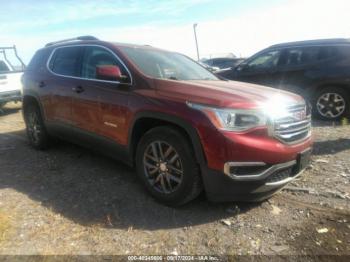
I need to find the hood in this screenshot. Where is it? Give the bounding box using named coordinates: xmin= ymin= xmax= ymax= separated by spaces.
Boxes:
xmin=154 ymin=79 xmax=303 ymax=109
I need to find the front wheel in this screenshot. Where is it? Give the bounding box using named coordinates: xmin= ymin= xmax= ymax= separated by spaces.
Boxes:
xmin=313 ymin=87 xmax=349 ymax=120
xmin=135 ymin=126 xmax=202 ymax=206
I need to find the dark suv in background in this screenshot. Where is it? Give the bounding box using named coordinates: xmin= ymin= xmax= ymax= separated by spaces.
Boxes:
xmin=202 ymin=57 xmax=245 ymax=70
xmin=22 ymin=36 xmax=312 ymax=206
xmin=216 ymin=39 xmax=350 ymax=120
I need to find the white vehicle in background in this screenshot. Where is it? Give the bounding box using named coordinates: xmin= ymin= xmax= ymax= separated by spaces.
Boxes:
xmin=0 ymin=46 xmax=25 ymax=108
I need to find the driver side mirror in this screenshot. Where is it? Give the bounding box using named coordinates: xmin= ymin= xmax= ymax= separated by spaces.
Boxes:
xmin=236 ymin=63 xmax=247 ymax=72
xmin=96 ymin=65 xmax=127 ymax=82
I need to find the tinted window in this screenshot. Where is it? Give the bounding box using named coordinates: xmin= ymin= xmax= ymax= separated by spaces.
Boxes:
xmin=246 ymin=50 xmax=280 ymax=70
xmin=337 ymin=45 xmax=350 ymax=57
xmin=81 ymin=46 xmax=129 ymax=82
xmin=0 ymin=60 xmax=10 ymax=72
xmin=318 ymin=46 xmax=339 ymax=60
xmin=50 ymin=46 xmax=81 ymax=76
xmin=26 ymin=49 xmax=49 ymax=72
xmin=282 ymin=47 xmax=320 ymax=67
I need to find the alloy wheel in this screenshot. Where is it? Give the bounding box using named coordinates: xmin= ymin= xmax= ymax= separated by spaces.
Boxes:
xmin=143 ymin=141 xmax=183 ymax=194
xmin=27 ymin=111 xmax=42 ymax=144
xmin=316 ymin=92 xmax=346 ymax=119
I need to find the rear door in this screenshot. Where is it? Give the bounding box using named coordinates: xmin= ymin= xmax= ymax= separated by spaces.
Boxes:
xmin=46 ymin=46 xmax=83 ymax=125
xmin=276 ymin=46 xmax=321 ymax=94
xmin=71 ymin=45 xmax=132 ymax=145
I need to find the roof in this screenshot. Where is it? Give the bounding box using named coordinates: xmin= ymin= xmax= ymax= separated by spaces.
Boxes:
xmin=269 ymin=38 xmax=350 ymax=49
xmin=43 ymin=35 xmax=167 ymax=52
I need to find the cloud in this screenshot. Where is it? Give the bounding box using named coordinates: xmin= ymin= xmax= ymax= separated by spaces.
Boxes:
xmin=1 ymin=0 xmax=349 ymax=63
xmin=90 ymin=0 xmax=350 ymax=58
xmin=0 ymin=0 xmax=212 ymax=33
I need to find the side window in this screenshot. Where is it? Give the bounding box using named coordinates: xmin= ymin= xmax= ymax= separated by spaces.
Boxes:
xmin=285 ymin=48 xmax=303 ymax=66
xmin=318 ymin=46 xmax=339 ymax=60
xmin=337 ymin=46 xmax=350 ymax=58
xmin=283 ymin=47 xmax=319 ymax=67
xmin=50 ymin=46 xmax=81 ymax=77
xmin=81 ymin=46 xmax=129 ymax=82
xmin=0 ymin=60 xmax=10 ymax=72
xmin=246 ymin=50 xmax=280 ymax=70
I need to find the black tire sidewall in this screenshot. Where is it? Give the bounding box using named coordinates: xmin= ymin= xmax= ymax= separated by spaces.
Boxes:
xmin=135 ymin=126 xmax=200 ymax=206
xmin=24 ymin=104 xmax=49 ymax=149
xmin=313 ymin=87 xmax=349 ymax=120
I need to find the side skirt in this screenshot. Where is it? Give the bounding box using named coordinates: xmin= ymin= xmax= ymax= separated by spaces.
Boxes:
xmin=46 ymin=121 xmax=132 ymax=166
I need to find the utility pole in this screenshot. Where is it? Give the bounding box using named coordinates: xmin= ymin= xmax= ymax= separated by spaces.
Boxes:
xmin=193 ymin=23 xmax=200 ymax=61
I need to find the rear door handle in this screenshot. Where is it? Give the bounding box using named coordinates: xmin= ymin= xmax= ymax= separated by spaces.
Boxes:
xmin=72 ymin=86 xmax=84 ymax=93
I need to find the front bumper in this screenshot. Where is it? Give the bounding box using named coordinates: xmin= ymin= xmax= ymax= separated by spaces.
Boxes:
xmin=201 ymin=151 xmax=310 ymax=202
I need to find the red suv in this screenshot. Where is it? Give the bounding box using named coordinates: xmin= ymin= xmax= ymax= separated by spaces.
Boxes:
xmin=22 ymin=36 xmax=312 ymax=206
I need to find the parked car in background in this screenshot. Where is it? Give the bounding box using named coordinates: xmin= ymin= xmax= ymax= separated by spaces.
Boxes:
xmin=0 ymin=46 xmax=25 ymax=108
xmin=202 ymin=57 xmax=245 ymax=70
xmin=216 ymin=39 xmax=350 ymax=120
xmin=22 ymin=36 xmax=312 ymax=206
xmin=198 ymin=61 xmax=220 ymax=72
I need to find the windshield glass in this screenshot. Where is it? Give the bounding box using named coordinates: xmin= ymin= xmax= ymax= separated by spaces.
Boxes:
xmin=120 ymin=46 xmax=219 ymax=81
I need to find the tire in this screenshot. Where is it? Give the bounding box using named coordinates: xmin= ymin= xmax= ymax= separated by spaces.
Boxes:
xmin=24 ymin=103 xmax=50 ymax=149
xmin=312 ymin=87 xmax=349 ymax=120
xmin=135 ymin=126 xmax=203 ymax=206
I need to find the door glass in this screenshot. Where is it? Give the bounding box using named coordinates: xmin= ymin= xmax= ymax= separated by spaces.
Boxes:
xmin=81 ymin=46 xmax=130 ymax=83
xmin=50 ymin=46 xmax=81 ymax=76
xmin=284 ymin=47 xmax=320 ymax=66
xmin=246 ymin=50 xmax=280 ymax=70
xmin=0 ymin=60 xmax=10 ymax=72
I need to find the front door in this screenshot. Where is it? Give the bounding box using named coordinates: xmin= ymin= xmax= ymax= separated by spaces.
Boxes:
xmin=71 ymin=45 xmax=132 ymax=146
xmin=234 ymin=49 xmax=282 ymax=87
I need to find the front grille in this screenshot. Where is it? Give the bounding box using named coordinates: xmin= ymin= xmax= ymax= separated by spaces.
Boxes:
xmin=273 ymin=104 xmax=311 ymax=144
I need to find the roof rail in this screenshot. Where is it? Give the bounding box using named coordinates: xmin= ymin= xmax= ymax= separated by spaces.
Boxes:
xmin=45 ymin=35 xmax=99 ymax=47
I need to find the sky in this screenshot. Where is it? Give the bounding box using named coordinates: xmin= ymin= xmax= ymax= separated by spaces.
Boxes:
xmin=1 ymin=0 xmax=350 ymax=64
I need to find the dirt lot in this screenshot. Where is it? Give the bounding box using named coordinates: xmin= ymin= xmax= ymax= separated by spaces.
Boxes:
xmin=0 ymin=103 xmax=349 ymax=257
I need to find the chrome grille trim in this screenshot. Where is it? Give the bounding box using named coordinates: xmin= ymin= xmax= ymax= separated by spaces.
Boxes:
xmin=273 ymin=104 xmax=311 ymax=144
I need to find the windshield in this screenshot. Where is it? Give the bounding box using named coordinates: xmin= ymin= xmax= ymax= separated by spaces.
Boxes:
xmin=120 ymin=46 xmax=219 ymax=81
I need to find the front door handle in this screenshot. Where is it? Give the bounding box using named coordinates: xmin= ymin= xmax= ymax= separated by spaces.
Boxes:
xmin=38 ymin=81 xmax=46 ymax=88
xmin=72 ymin=86 xmax=84 ymax=93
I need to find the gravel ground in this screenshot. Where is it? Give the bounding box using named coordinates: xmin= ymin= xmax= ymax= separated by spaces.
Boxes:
xmin=0 ymin=103 xmax=349 ymax=256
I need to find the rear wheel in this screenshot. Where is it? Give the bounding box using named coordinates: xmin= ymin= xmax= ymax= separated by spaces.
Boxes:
xmin=24 ymin=104 xmax=50 ymax=149
xmin=313 ymin=87 xmax=349 ymax=120
xmin=135 ymin=126 xmax=202 ymax=206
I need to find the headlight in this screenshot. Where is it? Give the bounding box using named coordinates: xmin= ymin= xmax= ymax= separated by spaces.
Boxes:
xmin=187 ymin=102 xmax=267 ymax=132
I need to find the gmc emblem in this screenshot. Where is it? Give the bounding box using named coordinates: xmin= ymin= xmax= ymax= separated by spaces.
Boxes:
xmin=292 ymin=109 xmax=307 ymax=121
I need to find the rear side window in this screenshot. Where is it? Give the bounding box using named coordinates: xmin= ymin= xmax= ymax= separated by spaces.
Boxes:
xmin=318 ymin=46 xmax=338 ymax=60
xmin=0 ymin=60 xmax=10 ymax=72
xmin=49 ymin=46 xmax=81 ymax=77
xmin=337 ymin=45 xmax=350 ymax=58
xmin=284 ymin=47 xmax=320 ymax=66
